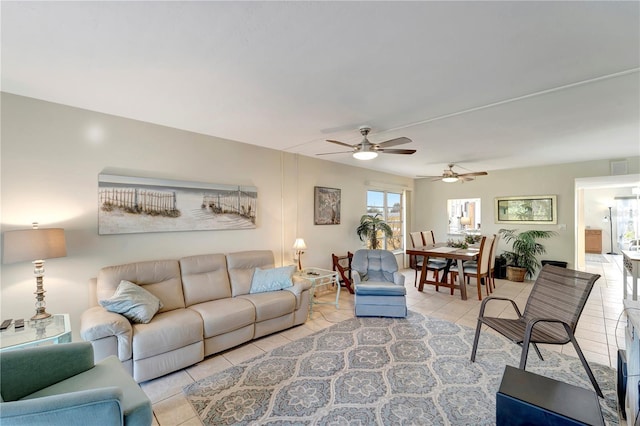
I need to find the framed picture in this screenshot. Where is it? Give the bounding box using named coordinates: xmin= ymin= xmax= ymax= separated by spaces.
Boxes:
xmin=98 ymin=174 xmax=257 ymax=234
xmin=314 ymin=186 xmax=341 ymax=225
xmin=495 ymin=195 xmax=557 ymax=224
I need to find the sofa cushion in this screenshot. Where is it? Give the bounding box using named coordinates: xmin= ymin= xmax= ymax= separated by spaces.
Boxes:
xmin=188 ymin=298 xmax=255 ymax=338
xmin=99 ymin=280 xmax=163 ymax=324
xmin=250 ymin=265 xmax=296 ymax=294
xmin=98 ymin=260 xmax=185 ymax=313
xmin=238 ymin=291 xmax=296 ymax=322
xmin=131 ymin=309 xmax=202 ymax=360
xmin=226 ymin=250 xmax=275 ymax=297
xmin=180 ymin=254 xmax=231 ymax=306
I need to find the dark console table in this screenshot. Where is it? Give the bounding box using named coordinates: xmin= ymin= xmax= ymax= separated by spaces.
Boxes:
xmin=497 ymin=365 xmax=604 ymax=426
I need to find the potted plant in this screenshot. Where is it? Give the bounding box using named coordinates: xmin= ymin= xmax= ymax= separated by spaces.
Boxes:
xmin=356 ymin=214 xmax=393 ymax=249
xmin=499 ymin=228 xmax=558 ymax=282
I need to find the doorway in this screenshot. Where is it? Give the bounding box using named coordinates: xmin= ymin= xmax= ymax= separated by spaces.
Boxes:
xmin=575 ymin=174 xmax=640 ymax=269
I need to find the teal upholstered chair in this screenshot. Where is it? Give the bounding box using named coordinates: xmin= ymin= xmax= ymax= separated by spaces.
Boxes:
xmin=0 ymin=342 xmax=152 ymax=426
xmin=353 ymin=249 xmax=407 ymax=318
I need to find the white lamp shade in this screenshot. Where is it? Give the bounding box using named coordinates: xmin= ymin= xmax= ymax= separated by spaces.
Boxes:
xmin=442 ymin=176 xmax=459 ymax=183
xmin=292 ymin=238 xmax=307 ymax=250
xmin=2 ymin=228 xmax=67 ymax=264
xmin=460 ymin=217 xmax=471 ymax=226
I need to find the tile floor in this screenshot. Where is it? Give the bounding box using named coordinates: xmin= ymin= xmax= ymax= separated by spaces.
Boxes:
xmin=141 ymin=255 xmax=627 ymax=426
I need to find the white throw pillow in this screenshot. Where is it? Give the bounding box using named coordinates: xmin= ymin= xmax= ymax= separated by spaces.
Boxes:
xmin=250 ymin=265 xmax=296 ymax=294
xmin=99 ymin=280 xmax=163 ymax=324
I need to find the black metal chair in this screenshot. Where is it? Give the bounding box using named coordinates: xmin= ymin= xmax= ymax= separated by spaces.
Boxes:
xmin=470 ymin=264 xmax=603 ymax=397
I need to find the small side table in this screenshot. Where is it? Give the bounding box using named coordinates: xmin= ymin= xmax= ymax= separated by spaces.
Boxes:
xmin=297 ymin=267 xmax=340 ymax=317
xmin=496 ymin=365 xmax=604 ymax=425
xmin=0 ymin=314 xmax=71 ymax=352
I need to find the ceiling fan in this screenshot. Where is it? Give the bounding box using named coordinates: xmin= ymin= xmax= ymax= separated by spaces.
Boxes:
xmin=419 ymin=163 xmax=488 ymax=183
xmin=317 ymin=126 xmax=416 ymax=160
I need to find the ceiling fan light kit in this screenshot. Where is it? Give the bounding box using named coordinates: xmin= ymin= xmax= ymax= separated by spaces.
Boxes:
xmin=353 ymin=151 xmax=378 ymax=160
xmin=442 ymin=176 xmax=459 ymax=183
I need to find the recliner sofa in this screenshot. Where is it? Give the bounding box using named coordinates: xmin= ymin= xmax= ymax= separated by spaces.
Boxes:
xmin=81 ymin=250 xmax=311 ymax=383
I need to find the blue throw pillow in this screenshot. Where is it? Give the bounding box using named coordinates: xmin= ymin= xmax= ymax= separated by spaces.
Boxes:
xmin=250 ymin=265 xmax=296 ymax=294
xmin=99 ymin=280 xmax=164 ymax=324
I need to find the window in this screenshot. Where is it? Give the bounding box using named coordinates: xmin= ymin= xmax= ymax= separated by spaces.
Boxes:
xmin=366 ymin=190 xmax=403 ymax=251
xmin=447 ymin=198 xmax=481 ymax=235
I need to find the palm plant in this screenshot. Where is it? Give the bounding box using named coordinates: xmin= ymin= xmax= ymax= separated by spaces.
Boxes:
xmin=499 ymin=228 xmax=557 ymax=279
xmin=356 ymin=214 xmax=393 ymax=249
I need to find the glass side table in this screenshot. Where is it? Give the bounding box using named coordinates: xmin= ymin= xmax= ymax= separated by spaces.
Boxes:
xmin=297 ymin=267 xmax=340 ymax=317
xmin=0 ymin=313 xmax=71 ymax=352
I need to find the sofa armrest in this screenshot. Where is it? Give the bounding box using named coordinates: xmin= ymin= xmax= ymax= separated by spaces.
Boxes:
xmin=81 ymin=307 xmax=132 ymax=362
xmin=393 ymin=272 xmax=405 ymax=286
xmin=0 ymin=342 xmax=95 ymax=401
xmin=0 ymin=388 xmax=124 ymax=426
xmin=284 ymin=280 xmax=312 ymax=310
xmin=352 ymin=271 xmax=362 ymax=284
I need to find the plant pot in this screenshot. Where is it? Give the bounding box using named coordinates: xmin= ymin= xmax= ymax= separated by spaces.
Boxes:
xmin=506 ymin=266 xmax=527 ymax=282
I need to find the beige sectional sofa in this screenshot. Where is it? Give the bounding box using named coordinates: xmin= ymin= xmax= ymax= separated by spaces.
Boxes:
xmin=80 ymin=250 xmax=311 ymax=383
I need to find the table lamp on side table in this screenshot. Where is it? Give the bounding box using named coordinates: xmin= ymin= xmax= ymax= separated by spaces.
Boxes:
xmin=293 ymin=238 xmax=306 ymax=271
xmin=2 ymin=222 xmax=67 ymax=320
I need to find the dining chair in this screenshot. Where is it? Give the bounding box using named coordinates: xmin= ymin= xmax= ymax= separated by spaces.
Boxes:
xmin=421 ymin=230 xmax=449 ymax=279
xmin=464 ymin=233 xmax=499 ymax=293
xmin=409 ymin=231 xmax=445 ymax=288
xmin=487 ymin=233 xmax=500 ymax=292
xmin=471 ymin=265 xmax=603 ymax=397
xmin=450 ymin=235 xmax=493 ymax=300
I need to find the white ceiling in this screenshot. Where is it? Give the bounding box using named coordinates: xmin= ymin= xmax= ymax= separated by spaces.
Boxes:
xmin=2 ymin=1 xmax=639 ymax=178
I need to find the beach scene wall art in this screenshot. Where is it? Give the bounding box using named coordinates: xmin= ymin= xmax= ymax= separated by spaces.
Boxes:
xmin=98 ymin=174 xmax=257 ymax=235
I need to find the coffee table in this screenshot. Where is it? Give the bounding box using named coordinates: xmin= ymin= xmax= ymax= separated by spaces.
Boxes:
xmin=297 ymin=267 xmax=340 ymax=317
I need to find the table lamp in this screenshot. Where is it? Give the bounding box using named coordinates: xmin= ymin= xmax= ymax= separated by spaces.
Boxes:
xmin=2 ymin=223 xmax=67 ymax=320
xmin=460 ymin=217 xmax=471 ymax=229
xmin=293 ymin=238 xmax=306 ymax=271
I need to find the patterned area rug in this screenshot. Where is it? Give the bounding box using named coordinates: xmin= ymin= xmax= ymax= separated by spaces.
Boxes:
xmin=184 ymin=311 xmax=618 ymax=425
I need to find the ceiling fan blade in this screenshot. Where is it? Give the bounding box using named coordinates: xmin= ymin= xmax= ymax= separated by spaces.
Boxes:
xmin=458 ymin=171 xmax=488 ymax=177
xmin=377 ymin=148 xmax=416 ymax=155
xmin=326 ymin=139 xmax=355 ymax=148
xmin=376 ymin=137 xmax=412 ymax=148
xmin=316 ymin=151 xmax=353 ymax=156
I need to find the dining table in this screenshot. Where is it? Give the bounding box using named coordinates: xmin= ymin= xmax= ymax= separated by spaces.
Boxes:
xmin=406 ymin=243 xmax=480 ymax=300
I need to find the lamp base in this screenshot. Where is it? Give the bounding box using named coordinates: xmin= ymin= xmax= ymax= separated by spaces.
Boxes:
xmin=31 ymin=310 xmax=51 ymax=321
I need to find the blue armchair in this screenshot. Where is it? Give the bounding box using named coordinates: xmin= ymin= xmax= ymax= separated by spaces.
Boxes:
xmin=352 ymin=249 xmax=407 ymax=318
xmin=0 ymin=342 xmax=152 ymax=426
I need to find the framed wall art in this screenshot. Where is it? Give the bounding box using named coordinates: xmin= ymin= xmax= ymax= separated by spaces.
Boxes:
xmin=98 ymin=174 xmax=257 ymax=234
xmin=495 ymin=195 xmax=557 ymax=225
xmin=314 ymin=186 xmax=341 ymax=225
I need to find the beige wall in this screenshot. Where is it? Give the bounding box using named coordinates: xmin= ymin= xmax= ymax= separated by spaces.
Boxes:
xmin=0 ymin=93 xmax=413 ymax=339
xmin=414 ymin=158 xmax=640 ymax=270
